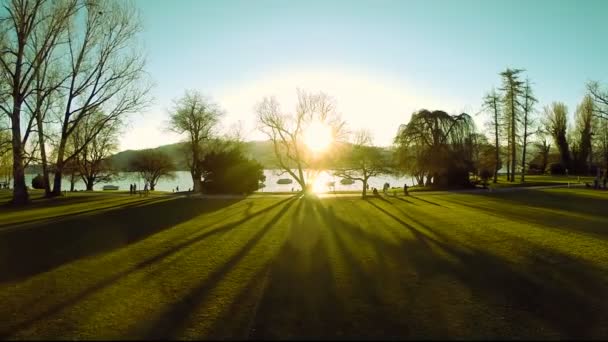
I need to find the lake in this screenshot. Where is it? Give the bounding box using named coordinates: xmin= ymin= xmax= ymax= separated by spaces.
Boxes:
xmin=23 ymin=169 xmax=415 ymax=193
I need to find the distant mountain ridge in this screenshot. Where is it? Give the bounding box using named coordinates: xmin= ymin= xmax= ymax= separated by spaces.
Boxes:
xmin=109 ymin=140 xmax=279 ymax=171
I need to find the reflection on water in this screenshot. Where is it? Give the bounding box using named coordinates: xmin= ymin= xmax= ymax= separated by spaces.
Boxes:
xmin=23 ymin=169 xmax=414 ymax=193
xmin=260 ymin=169 xmax=414 ymax=193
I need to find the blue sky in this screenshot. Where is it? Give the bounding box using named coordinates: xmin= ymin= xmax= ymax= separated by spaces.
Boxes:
xmin=122 ymin=0 xmax=608 ymax=150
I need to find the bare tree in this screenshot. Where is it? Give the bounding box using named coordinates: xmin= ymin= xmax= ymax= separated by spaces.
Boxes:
xmin=595 ymin=116 xmax=608 ymax=170
xmin=520 ymin=79 xmax=537 ymax=182
xmin=499 ymin=68 xmax=524 ymax=182
xmin=72 ymin=111 xmax=119 ymax=190
xmin=256 ymin=89 xmax=345 ymax=193
xmin=0 ymin=0 xmax=77 ymax=204
xmin=544 ymin=102 xmax=570 ymax=171
xmin=50 ymin=0 xmax=150 ymax=196
xmin=533 ymin=130 xmax=551 ymax=174
xmin=482 ymin=88 xmax=502 ymax=183
xmin=334 ymin=130 xmax=390 ymax=197
xmin=128 ymin=150 xmax=175 ymax=191
xmin=587 ymin=81 xmax=608 ymax=120
xmin=168 ymin=90 xmax=222 ymax=193
xmin=572 ymin=95 xmax=595 ymax=174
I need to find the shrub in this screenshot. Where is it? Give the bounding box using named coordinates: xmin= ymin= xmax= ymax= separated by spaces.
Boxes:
xmin=201 ymin=147 xmax=264 ymax=194
xmin=31 ymin=174 xmax=45 ymax=189
xmin=549 ymin=163 xmax=566 ymax=175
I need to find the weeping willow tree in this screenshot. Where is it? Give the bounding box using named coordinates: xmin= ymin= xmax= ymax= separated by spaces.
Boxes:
xmin=394 ymin=109 xmax=476 ymax=187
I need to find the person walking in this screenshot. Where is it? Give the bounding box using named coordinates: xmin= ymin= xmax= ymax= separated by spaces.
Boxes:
xmin=144 ymin=182 xmax=149 ymax=197
xmin=403 ymin=183 xmax=409 ymax=196
xmin=129 ymin=184 xmax=133 ymax=195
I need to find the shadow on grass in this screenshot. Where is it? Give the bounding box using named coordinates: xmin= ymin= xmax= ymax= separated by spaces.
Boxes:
xmin=365 ymin=198 xmax=608 ymax=339
xmin=476 ymin=189 xmax=608 ymax=220
xmin=252 ymin=196 xmax=607 ymax=339
xmin=249 ymin=197 xmax=349 ymax=340
xmin=439 ymin=191 xmax=608 ymax=238
xmin=0 ymin=196 xmax=169 ymax=230
xmin=139 ymin=197 xmax=297 ymax=339
xmin=407 ymin=194 xmax=443 ymax=206
xmin=0 ymin=196 xmax=241 ymax=283
xmin=0 ymin=196 xmax=297 ymax=339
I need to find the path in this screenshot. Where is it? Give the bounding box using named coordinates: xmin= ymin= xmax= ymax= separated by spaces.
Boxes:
xmin=183 ymin=183 xmax=588 ymax=200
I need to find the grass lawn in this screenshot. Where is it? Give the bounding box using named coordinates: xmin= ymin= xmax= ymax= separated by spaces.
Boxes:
xmin=0 ymin=188 xmax=607 ymax=339
xmin=486 ymin=174 xmax=596 ymax=189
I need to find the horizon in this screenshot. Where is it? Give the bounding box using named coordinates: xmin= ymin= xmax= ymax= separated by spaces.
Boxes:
xmin=120 ymin=0 xmax=608 ymax=151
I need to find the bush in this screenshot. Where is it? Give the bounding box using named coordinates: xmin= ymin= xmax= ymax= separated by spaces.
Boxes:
xmin=549 ymin=163 xmax=566 ymax=175
xmin=201 ymin=147 xmax=264 ymax=194
xmin=31 ymin=174 xmax=45 ymax=189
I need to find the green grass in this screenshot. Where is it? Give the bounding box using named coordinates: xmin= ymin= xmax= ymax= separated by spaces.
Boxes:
xmin=486 ymin=174 xmax=596 ymax=189
xmin=0 ymin=188 xmax=607 ymax=339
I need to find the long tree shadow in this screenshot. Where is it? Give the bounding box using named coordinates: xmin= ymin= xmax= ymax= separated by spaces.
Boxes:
xmin=249 ymin=197 xmax=349 ymax=340
xmin=0 ymin=196 xmax=297 ymax=339
xmin=0 ymin=193 xmax=111 ymax=211
xmin=364 ymin=198 xmax=608 ymax=339
xmin=0 ymin=196 xmax=242 ymax=283
xmin=439 ymin=193 xmax=608 ymax=238
xmin=139 ymin=197 xmax=297 ymax=339
xmin=475 ymin=189 xmax=608 ymax=219
xmin=0 ymin=196 xmax=168 ymax=231
xmin=407 ymin=194 xmax=444 ymax=206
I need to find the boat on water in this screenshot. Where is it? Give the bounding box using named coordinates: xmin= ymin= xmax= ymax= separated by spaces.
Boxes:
xmin=276 ymin=178 xmax=293 ymax=184
xmin=102 ymin=185 xmax=119 ymax=190
xmin=340 ymin=178 xmax=355 ymax=185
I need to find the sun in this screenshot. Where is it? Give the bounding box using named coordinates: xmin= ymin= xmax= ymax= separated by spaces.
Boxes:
xmin=303 ymin=121 xmax=333 ymax=153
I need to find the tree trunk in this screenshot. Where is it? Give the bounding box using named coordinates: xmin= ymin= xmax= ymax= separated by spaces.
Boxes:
xmin=362 ymin=178 xmax=368 ymax=197
xmin=521 ymin=143 xmax=527 ymax=183
xmin=52 ymin=166 xmax=63 ymax=196
xmin=493 ymin=102 xmax=499 ymax=183
xmin=51 ymin=136 xmax=68 ymax=196
xmin=85 ymin=177 xmax=94 ymax=191
xmin=10 ymin=103 xmax=28 ymax=205
xmin=510 ymin=92 xmax=517 ymax=182
xmin=35 ymin=110 xmax=51 ymax=196
xmin=70 ymin=172 xmax=76 ymax=192
xmin=191 ymin=171 xmax=202 ymax=192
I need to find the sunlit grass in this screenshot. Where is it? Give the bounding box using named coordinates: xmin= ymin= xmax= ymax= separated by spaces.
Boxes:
xmin=0 ymin=188 xmax=607 ymax=339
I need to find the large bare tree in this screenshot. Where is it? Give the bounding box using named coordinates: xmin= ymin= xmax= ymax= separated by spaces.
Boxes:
xmin=334 ymin=130 xmax=390 ymax=197
xmin=482 ymin=88 xmax=502 ymax=183
xmin=50 ymin=0 xmax=150 ymax=196
xmin=168 ymin=90 xmax=223 ymax=192
xmin=256 ymin=89 xmax=345 ymax=193
xmin=587 ymin=81 xmax=608 ymax=120
xmin=71 ymin=111 xmax=119 ymax=190
xmin=0 ymin=0 xmax=76 ymax=204
xmin=128 ymin=149 xmax=175 ymax=191
xmin=520 ymin=79 xmax=537 ymax=182
xmin=499 ymin=68 xmax=524 ymax=182
xmin=544 ymin=102 xmax=570 ymax=171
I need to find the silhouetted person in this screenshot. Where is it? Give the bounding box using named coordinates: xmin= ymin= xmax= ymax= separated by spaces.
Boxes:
xmin=134 ymin=183 xmax=137 ymax=194
xmin=176 ymin=186 xmax=179 ymax=192
xmin=403 ymin=183 xmax=409 ymax=196
xmin=130 ymin=184 xmax=133 ymax=195
xmin=373 ymin=187 xmax=379 ymax=196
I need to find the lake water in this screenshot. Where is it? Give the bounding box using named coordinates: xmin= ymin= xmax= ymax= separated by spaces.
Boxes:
xmin=23 ymin=169 xmax=415 ymax=193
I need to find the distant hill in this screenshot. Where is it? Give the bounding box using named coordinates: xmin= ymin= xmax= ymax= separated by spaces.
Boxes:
xmin=109 ymin=140 xmax=279 ymax=171
xmin=108 ymin=140 xmax=394 ymax=171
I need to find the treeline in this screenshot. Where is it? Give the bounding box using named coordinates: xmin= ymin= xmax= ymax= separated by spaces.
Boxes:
xmin=393 ymin=68 xmax=608 ymax=188
xmin=0 ymin=0 xmax=150 ymax=204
